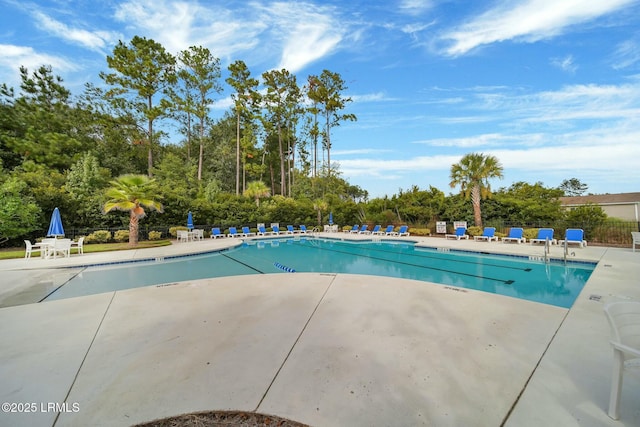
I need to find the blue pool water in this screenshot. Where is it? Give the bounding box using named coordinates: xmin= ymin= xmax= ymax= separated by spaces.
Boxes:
xmin=45 ymin=237 xmax=595 ymax=307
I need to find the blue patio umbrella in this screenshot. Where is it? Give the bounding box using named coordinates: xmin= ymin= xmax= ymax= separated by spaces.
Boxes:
xmin=328 ymin=212 xmax=333 ymax=225
xmin=46 ymin=207 xmax=65 ymax=237
xmin=187 ymin=211 xmax=194 ymax=230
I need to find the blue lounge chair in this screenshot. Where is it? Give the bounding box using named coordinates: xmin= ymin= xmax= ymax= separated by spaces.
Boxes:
xmin=228 ymin=227 xmax=241 ymax=238
xmin=358 ymin=224 xmax=369 ymax=234
xmin=502 ymin=227 xmax=525 ymax=243
xmin=286 ymin=225 xmax=296 ymax=234
xmin=299 ymin=225 xmax=308 ymax=233
xmin=271 ymin=225 xmax=281 ymax=235
xmin=474 ymin=227 xmax=497 ymax=242
xmin=210 ymin=227 xmax=225 ymax=239
xmin=257 ymin=225 xmax=268 ymax=236
xmin=398 ymin=225 xmax=410 ymax=236
xmin=445 ymin=227 xmax=469 ymax=240
xmin=242 ymin=226 xmax=255 ymax=237
xmin=369 ymin=225 xmax=382 ymax=235
xmin=346 ymin=225 xmax=359 ymax=233
xmin=384 ymin=225 xmax=396 ymax=236
xmin=559 ymin=228 xmax=587 ymax=248
xmin=530 ymin=228 xmax=556 ymax=245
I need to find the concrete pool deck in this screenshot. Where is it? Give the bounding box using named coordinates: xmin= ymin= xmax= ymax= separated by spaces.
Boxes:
xmin=0 ymin=233 xmax=638 ymax=426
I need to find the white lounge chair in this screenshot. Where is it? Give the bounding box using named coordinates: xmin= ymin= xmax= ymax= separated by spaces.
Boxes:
xmin=558 ymin=228 xmax=587 ymax=248
xmin=445 ymin=227 xmax=468 ymax=240
xmin=474 ymin=227 xmax=497 ymax=242
xmin=502 ymin=228 xmax=526 ymax=244
xmin=603 ymin=301 xmax=640 ymax=420
xmin=530 ymin=228 xmax=556 ymax=245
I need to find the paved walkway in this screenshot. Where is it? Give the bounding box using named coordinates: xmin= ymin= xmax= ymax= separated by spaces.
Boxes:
xmin=0 ymin=234 xmax=638 ymax=426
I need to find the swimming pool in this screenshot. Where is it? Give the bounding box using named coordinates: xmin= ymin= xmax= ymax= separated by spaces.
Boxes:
xmin=45 ymin=237 xmax=595 ymax=308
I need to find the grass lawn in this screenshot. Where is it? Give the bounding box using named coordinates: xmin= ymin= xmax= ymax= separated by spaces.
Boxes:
xmin=0 ymin=240 xmax=173 ymax=260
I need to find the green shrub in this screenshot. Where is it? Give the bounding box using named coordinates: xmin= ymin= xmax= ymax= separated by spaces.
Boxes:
xmin=114 ymin=230 xmax=129 ymax=242
xmin=148 ymin=230 xmax=163 ymax=240
xmin=409 ymin=228 xmax=431 ymax=236
xmin=466 ymin=226 xmax=483 ymax=237
xmin=523 ymin=228 xmax=539 ymax=240
xmin=85 ymin=230 xmax=112 ymax=244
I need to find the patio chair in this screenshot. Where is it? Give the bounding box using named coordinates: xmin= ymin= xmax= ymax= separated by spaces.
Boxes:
xmin=210 ymin=227 xmax=224 ymax=239
xmin=271 ymin=225 xmax=281 ymax=235
xmin=24 ymin=240 xmax=39 ymax=259
xmin=474 ymin=227 xmax=497 ymax=242
xmin=257 ymin=226 xmax=268 ymax=236
xmin=445 ymin=227 xmax=469 ymax=240
xmin=358 ymin=224 xmax=369 ymax=234
xmin=559 ymin=228 xmax=587 ymax=248
xmin=71 ymin=236 xmax=84 ymax=255
xmin=177 ymin=230 xmax=189 ymax=242
xmin=286 ymin=225 xmax=296 ymax=234
xmin=530 ymin=228 xmax=557 ymax=245
xmin=603 ymin=301 xmax=640 ymax=420
xmin=633 ymin=232 xmax=640 ymax=252
xmin=192 ymin=229 xmax=205 ymax=240
xmin=345 ymin=225 xmax=359 ymax=233
xmin=228 ymin=227 xmax=241 ymax=238
xmin=299 ymin=225 xmax=308 ymax=234
xmin=369 ymin=225 xmax=382 ymax=235
xmin=502 ymin=227 xmax=526 ymax=244
xmin=242 ymin=226 xmax=255 ymax=237
xmin=51 ymin=238 xmax=71 ymax=259
xmin=398 ymin=225 xmax=410 ymax=236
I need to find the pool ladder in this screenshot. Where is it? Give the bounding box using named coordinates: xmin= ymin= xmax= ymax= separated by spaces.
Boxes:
xmin=544 ymin=237 xmax=550 ymax=263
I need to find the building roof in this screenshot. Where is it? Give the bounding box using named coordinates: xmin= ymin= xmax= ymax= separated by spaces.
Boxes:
xmin=559 ymin=192 xmax=640 ymax=206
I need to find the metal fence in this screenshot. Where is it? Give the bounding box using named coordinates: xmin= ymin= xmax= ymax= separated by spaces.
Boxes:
xmin=23 ymin=220 xmax=640 ymax=247
xmin=482 ymin=220 xmax=639 ymax=247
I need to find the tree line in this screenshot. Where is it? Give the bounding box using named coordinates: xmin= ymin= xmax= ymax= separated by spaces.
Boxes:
xmin=0 ymin=36 xmax=598 ymax=245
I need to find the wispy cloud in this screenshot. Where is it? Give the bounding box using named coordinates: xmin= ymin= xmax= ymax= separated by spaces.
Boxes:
xmin=32 ymin=11 xmax=119 ymax=53
xmin=398 ymin=0 xmax=436 ymax=16
xmin=439 ymin=0 xmax=637 ymax=56
xmin=551 ymin=54 xmax=578 ymax=73
xmin=0 ymin=44 xmax=77 ymax=73
xmin=113 ymin=0 xmax=347 ymax=73
xmin=611 ymin=37 xmax=640 ymax=69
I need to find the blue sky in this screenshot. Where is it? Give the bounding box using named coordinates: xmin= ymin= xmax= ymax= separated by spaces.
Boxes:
xmin=1 ymin=0 xmax=640 ymax=198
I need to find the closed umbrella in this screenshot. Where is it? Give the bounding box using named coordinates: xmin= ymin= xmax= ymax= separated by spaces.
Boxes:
xmin=187 ymin=211 xmax=194 ymax=230
xmin=328 ymin=212 xmax=333 ymax=225
xmin=47 ymin=207 xmax=65 ymax=237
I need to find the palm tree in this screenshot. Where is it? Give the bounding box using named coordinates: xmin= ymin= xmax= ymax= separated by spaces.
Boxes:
xmin=103 ymin=174 xmax=163 ymax=246
xmin=313 ymin=199 xmax=328 ymax=227
xmin=449 ymin=153 xmax=503 ymax=228
xmin=244 ymin=180 xmax=270 ymax=206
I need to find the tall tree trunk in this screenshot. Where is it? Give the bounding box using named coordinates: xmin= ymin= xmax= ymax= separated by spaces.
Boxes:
xmin=147 ymin=96 xmax=154 ymax=177
xmin=472 ymin=185 xmax=482 ymax=228
xmin=235 ymin=110 xmax=240 ymax=195
xmin=197 ymin=118 xmax=204 ymax=181
xmin=129 ymin=210 xmax=140 ymax=247
xmin=278 ymin=127 xmax=286 ymax=195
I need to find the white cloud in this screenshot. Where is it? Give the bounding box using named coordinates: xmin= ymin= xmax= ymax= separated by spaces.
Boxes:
xmin=439 ymin=0 xmax=637 ymax=56
xmin=611 ymin=37 xmax=640 ymax=69
xmin=112 ymin=0 xmax=346 ymax=73
xmin=0 ymin=44 xmax=78 ymax=83
xmin=551 ymin=54 xmax=578 ymax=73
xmin=398 ymin=0 xmax=436 ymax=16
xmin=32 ymin=11 xmax=118 ymax=53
